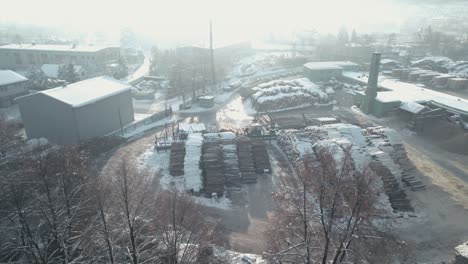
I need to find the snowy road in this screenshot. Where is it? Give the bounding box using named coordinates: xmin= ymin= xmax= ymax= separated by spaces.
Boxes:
xmin=123 ymin=56 xmax=150 ymax=83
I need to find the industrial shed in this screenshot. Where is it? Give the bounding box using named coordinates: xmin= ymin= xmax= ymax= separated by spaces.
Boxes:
xmin=16 ymin=76 xmax=134 ymax=144
xmin=303 ymin=61 xmax=359 ymax=82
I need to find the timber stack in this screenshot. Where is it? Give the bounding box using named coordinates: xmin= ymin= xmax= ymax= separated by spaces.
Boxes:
xmin=251 ymin=139 xmax=271 ymax=173
xmin=223 ymin=143 xmax=242 ymax=189
xmin=237 ymin=137 xmax=257 ymax=184
xmin=369 ymin=160 xmax=413 ymax=212
xmin=390 ymin=144 xmax=426 ymax=191
xmin=169 ymin=142 xmax=186 ymax=176
xmin=201 ymin=141 xmax=225 ymax=197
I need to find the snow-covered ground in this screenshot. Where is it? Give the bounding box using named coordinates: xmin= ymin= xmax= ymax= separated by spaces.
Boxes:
xmin=214 ymin=247 xmax=266 ymax=264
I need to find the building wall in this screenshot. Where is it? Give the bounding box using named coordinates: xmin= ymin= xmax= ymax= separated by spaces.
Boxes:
xmin=0 ymin=81 xmax=28 ymax=107
xmin=16 ymin=93 xmax=79 ymax=144
xmin=0 ymin=47 xmax=120 ymax=70
xmin=74 ymin=90 xmax=134 ymax=140
xmin=303 ymin=67 xmax=343 ymax=82
xmin=373 ymin=100 xmax=401 ymax=117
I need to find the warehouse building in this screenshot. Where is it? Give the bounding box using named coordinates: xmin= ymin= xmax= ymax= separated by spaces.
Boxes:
xmin=303 ymin=61 xmax=359 ymax=82
xmin=16 ymin=76 xmax=134 ymax=144
xmin=0 ymin=44 xmax=120 ymax=70
xmin=0 ymin=70 xmax=29 ymax=107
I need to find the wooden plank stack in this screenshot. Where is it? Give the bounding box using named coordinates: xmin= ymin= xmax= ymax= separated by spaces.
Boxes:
xmin=390 ymin=144 xmax=426 ymax=191
xmin=223 ymin=143 xmax=241 ymax=189
xmin=369 ymin=160 xmax=413 ymax=212
xmin=169 ymin=142 xmax=186 ymax=176
xmin=201 ymin=141 xmax=225 ymax=197
xmin=236 ymin=137 xmax=257 ymax=184
xmin=251 ymin=139 xmax=271 ymax=173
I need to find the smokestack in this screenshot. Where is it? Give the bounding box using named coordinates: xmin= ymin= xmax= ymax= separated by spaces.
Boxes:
xmin=362 ymin=52 xmax=381 ymax=114
xmin=367 ymin=52 xmax=381 ymax=97
xmin=209 ymin=19 xmax=216 ymax=87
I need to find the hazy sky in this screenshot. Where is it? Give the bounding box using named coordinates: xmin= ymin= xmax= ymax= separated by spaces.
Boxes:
xmin=0 ymin=0 xmax=452 ymax=44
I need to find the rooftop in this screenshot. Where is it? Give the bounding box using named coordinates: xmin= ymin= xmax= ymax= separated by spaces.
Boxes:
xmin=344 ymin=71 xmax=468 ymax=115
xmin=304 ymin=61 xmax=359 ymax=71
xmin=0 ymin=70 xmax=28 ymax=86
xmin=0 ymin=44 xmax=116 ymax=53
xmin=38 ymin=76 xmax=131 ymax=107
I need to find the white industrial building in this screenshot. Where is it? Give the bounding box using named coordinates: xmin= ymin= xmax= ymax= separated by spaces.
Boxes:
xmin=16 ymin=76 xmax=134 ymax=144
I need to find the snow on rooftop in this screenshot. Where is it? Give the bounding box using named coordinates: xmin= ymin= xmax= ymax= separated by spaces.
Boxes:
xmin=304 ymin=62 xmax=344 ymax=70
xmin=304 ymin=61 xmax=358 ymax=71
xmin=0 ymin=44 xmax=115 ymax=52
xmin=343 ymin=71 xmax=468 ymax=115
xmin=0 ymin=70 xmax=28 ymax=86
xmin=38 ymin=76 xmax=131 ymax=107
xmin=399 ymin=101 xmax=426 ymax=114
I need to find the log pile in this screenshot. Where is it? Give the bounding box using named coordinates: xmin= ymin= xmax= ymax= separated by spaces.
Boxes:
xmin=237 ymin=137 xmax=257 ymax=184
xmin=369 ymin=160 xmax=413 ymax=212
xmin=251 ymin=139 xmax=271 ymax=173
xmin=223 ymin=143 xmax=241 ymax=189
xmin=169 ymin=142 xmax=186 ymax=176
xmin=390 ymin=144 xmax=426 ymax=191
xmin=201 ymin=141 xmax=224 ymax=197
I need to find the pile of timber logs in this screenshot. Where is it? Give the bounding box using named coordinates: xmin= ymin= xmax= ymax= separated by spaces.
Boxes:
xmin=369 ymin=160 xmax=413 ymax=212
xmin=391 ymin=144 xmax=426 ymax=191
xmin=251 ymin=139 xmax=271 ymax=173
xmin=223 ymin=143 xmax=241 ymax=189
xmin=237 ymin=137 xmax=257 ymax=184
xmin=169 ymin=142 xmax=186 ymax=176
xmin=201 ymin=141 xmax=224 ymax=197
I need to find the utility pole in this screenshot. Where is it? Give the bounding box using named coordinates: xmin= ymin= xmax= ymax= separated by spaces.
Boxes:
xmin=209 ymin=19 xmax=216 ymax=89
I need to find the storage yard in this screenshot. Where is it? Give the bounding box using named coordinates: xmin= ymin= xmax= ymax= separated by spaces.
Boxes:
xmin=129 ymin=52 xmax=468 ymax=262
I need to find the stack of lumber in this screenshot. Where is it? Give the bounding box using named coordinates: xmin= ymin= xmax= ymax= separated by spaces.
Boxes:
xmin=390 ymin=144 xmax=426 ymax=191
xmin=251 ymin=139 xmax=271 ymax=173
xmin=237 ymin=137 xmax=257 ymax=184
xmin=369 ymin=160 xmax=413 ymax=212
xmin=223 ymin=143 xmax=241 ymax=189
xmin=169 ymin=142 xmax=186 ymax=176
xmin=201 ymin=141 xmax=224 ymax=197
xmin=257 ymin=114 xmax=272 ymax=126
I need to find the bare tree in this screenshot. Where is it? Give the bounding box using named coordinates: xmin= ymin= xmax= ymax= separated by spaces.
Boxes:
xmin=154 ymin=190 xmax=221 ymax=264
xmin=0 ymin=146 xmax=97 ymax=263
xmin=110 ymin=158 xmax=159 ymax=264
xmin=265 ymin=145 xmax=402 ymax=263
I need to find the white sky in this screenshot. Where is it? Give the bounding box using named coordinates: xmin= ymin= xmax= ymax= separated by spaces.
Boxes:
xmin=2 ymin=0 xmax=418 ymax=44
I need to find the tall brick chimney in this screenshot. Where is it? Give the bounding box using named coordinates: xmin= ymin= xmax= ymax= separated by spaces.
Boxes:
xmin=362 ymin=52 xmax=381 ymax=114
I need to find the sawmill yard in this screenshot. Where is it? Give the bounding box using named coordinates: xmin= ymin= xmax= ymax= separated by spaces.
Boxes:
xmin=97 ymin=53 xmax=468 ymax=262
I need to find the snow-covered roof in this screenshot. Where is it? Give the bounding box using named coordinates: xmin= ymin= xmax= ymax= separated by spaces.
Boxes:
xmin=304 ymin=62 xmax=343 ymax=70
xmin=0 ymin=44 xmax=116 ymax=53
xmin=343 ymin=71 xmax=468 ymax=115
xmin=37 ymin=76 xmax=131 ymax=107
xmin=0 ymin=70 xmax=28 ymax=86
xmin=399 ymin=101 xmax=426 ymax=114
xmin=304 ymin=61 xmax=358 ymax=71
